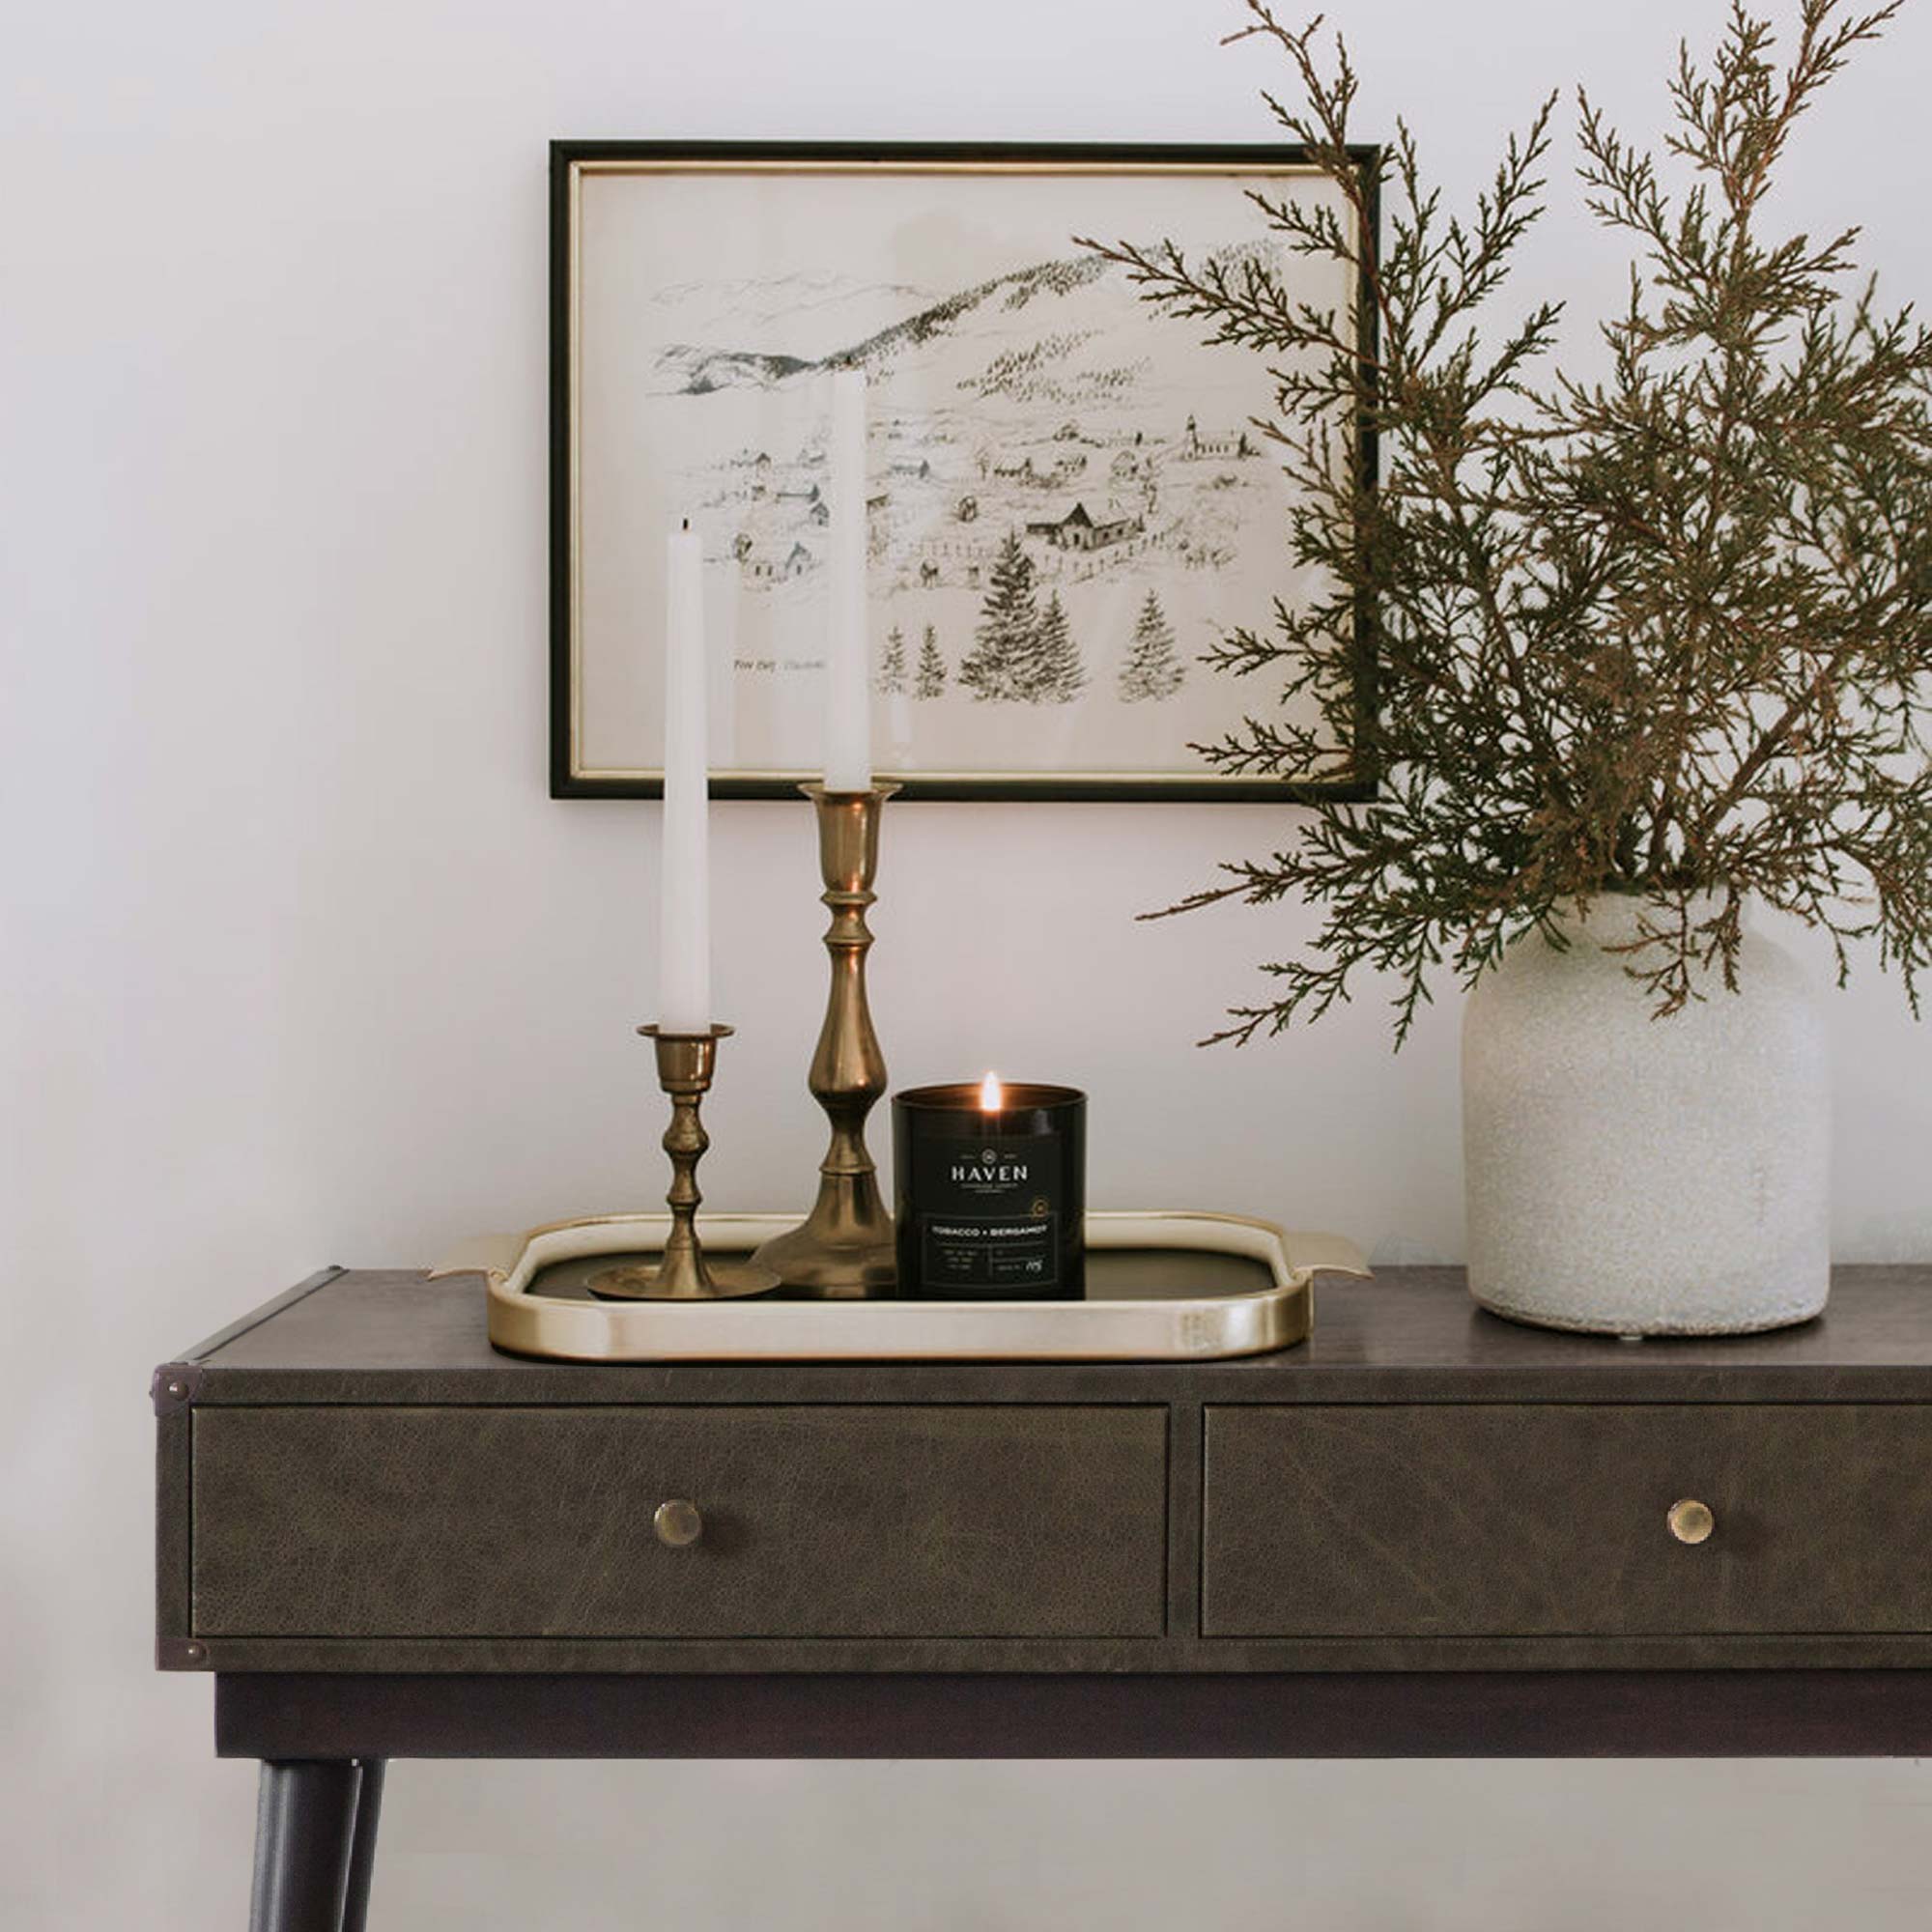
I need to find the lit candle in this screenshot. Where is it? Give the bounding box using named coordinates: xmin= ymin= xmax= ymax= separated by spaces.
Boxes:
xmin=658 ymin=518 xmax=710 ymax=1034
xmin=892 ymin=1077 xmax=1088 ymax=1299
xmin=824 ymin=367 xmax=872 ymax=793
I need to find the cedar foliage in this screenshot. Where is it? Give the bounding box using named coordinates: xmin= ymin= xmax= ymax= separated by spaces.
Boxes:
xmin=1082 ymin=0 xmax=1932 ymax=1044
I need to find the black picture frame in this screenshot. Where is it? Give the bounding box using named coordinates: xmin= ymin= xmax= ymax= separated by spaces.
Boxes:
xmin=550 ymin=140 xmax=1379 ymax=803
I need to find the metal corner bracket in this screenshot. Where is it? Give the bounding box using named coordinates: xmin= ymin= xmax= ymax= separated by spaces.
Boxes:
xmin=151 ymin=1363 xmax=203 ymax=1416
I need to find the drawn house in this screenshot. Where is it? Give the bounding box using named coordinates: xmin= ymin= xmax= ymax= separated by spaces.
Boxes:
xmin=1181 ymin=415 xmax=1254 ymax=461
xmin=750 ymin=450 xmax=774 ymax=498
xmin=740 ymin=539 xmax=811 ymax=584
xmin=1027 ymin=503 xmax=1091 ymax=547
xmin=1025 ymin=501 xmax=1145 ymax=553
xmin=891 ymin=457 xmax=932 ymax=481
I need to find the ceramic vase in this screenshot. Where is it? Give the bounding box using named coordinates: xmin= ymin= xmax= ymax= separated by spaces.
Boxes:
xmin=1462 ymin=896 xmax=1830 ymax=1335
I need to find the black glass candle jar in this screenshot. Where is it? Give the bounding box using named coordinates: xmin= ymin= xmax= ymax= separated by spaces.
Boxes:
xmin=893 ymin=1080 xmax=1086 ymax=1299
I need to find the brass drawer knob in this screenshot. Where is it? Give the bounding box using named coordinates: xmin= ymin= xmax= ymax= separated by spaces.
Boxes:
xmin=653 ymin=1498 xmax=704 ymax=1548
xmin=1668 ymin=1497 xmax=1716 ymax=1546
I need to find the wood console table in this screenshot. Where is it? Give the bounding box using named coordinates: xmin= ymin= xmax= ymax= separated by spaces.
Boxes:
xmin=154 ymin=1262 xmax=1932 ymax=1931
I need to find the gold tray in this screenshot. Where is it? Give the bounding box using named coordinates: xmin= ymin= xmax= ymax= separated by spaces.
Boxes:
xmin=433 ymin=1211 xmax=1368 ymax=1363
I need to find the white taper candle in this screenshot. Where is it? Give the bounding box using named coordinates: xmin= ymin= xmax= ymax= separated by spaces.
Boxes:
xmin=658 ymin=518 xmax=711 ymax=1033
xmin=824 ymin=367 xmax=872 ymax=793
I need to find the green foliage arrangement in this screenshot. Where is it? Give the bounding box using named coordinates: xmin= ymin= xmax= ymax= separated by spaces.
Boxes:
xmin=1084 ymin=0 xmax=1932 ymax=1043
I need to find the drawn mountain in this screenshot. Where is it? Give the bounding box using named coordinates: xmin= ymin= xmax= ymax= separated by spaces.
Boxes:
xmin=644 ymin=271 xmax=929 ymax=380
xmin=837 ymin=254 xmax=1111 ymax=374
xmin=657 ymin=344 xmax=815 ymax=394
xmin=649 ymin=244 xmax=1272 ymax=409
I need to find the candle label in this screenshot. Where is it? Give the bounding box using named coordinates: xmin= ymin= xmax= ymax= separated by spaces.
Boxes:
xmin=913 ymin=1134 xmax=1062 ymax=1292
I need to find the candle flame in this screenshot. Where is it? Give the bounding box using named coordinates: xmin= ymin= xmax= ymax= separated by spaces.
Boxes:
xmin=980 ymin=1070 xmax=1003 ymax=1111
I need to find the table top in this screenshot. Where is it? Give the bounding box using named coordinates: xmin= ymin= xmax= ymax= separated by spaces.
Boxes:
xmin=156 ymin=1262 xmax=1932 ymax=1410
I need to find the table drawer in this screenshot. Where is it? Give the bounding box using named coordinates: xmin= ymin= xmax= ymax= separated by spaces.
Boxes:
xmin=192 ymin=1404 xmax=1166 ymax=1640
xmin=1202 ymin=1405 xmax=1932 ymax=1638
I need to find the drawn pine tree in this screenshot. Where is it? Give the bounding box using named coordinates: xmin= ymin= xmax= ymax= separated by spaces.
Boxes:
xmin=915 ymin=624 xmax=947 ymax=698
xmin=1118 ymin=589 xmax=1184 ymax=702
xmin=959 ymin=531 xmax=1038 ymax=702
xmin=1028 ymin=590 xmax=1086 ymax=704
xmin=877 ymin=624 xmax=908 ymax=696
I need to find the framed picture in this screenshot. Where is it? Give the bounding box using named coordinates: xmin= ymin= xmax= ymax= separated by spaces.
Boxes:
xmin=551 ymin=142 xmax=1377 ymax=801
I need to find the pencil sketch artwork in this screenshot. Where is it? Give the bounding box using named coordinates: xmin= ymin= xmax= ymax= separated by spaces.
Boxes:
xmin=573 ymin=166 xmax=1352 ymax=786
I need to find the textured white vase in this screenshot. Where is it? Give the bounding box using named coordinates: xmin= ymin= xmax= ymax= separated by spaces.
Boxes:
xmin=1462 ymin=896 xmax=1830 ymax=1335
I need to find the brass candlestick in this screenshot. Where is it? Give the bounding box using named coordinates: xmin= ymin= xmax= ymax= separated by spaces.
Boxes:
xmin=752 ymin=782 xmax=900 ymax=1297
xmin=588 ymin=1025 xmax=780 ymax=1301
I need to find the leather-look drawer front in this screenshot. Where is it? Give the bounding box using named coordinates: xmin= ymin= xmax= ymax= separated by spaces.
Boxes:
xmin=193 ymin=1405 xmax=1166 ymax=1640
xmin=1203 ymin=1405 xmax=1932 ymax=1638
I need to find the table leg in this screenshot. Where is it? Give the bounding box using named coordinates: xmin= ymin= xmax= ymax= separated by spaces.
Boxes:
xmin=248 ymin=1760 xmax=363 ymax=1932
xmin=341 ymin=1760 xmax=384 ymax=1932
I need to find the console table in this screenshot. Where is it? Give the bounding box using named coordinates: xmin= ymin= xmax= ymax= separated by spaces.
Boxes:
xmin=153 ymin=1262 xmax=1932 ymax=1932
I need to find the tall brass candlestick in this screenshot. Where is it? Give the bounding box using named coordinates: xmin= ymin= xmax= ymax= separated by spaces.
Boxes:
xmin=753 ymin=782 xmax=899 ymax=1297
xmin=589 ymin=1025 xmax=780 ymax=1301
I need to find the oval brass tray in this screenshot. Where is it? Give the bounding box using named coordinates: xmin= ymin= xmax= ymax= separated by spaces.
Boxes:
xmin=433 ymin=1211 xmax=1367 ymax=1363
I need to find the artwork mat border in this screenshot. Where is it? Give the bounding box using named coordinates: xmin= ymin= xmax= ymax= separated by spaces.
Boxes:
xmin=550 ymin=140 xmax=1380 ymax=803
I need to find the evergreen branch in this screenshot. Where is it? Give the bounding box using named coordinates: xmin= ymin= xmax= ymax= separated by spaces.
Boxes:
xmin=1088 ymin=0 xmax=1932 ymax=1048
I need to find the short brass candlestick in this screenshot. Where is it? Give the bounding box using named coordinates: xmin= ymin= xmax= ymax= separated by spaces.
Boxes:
xmin=588 ymin=1025 xmax=780 ymax=1301
xmin=752 ymin=782 xmax=900 ymax=1298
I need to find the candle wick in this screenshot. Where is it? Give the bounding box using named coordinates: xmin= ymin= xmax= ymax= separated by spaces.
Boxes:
xmin=681 ymin=516 xmax=690 ymax=531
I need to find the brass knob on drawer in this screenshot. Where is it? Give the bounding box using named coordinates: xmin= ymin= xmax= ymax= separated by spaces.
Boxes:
xmin=1667 ymin=1498 xmax=1716 ymax=1546
xmin=653 ymin=1499 xmax=703 ymax=1548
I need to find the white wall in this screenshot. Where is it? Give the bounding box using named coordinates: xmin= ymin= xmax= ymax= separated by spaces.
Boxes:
xmin=6 ymin=0 xmax=1931 ymax=1923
